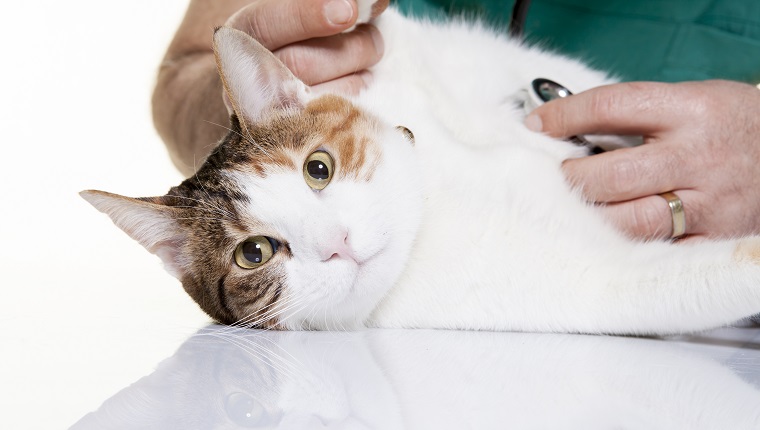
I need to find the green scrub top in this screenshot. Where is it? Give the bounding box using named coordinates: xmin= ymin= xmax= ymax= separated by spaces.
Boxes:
xmin=391 ymin=0 xmax=760 ymax=84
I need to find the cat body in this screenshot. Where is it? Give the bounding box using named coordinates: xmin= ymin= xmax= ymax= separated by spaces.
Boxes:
xmin=82 ymin=5 xmax=760 ymax=335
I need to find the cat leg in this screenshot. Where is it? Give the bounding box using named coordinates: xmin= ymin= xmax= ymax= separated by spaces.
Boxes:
xmin=734 ymin=237 xmax=760 ymax=265
xmin=734 ymin=237 xmax=760 ymax=324
xmin=593 ymin=238 xmax=760 ymax=335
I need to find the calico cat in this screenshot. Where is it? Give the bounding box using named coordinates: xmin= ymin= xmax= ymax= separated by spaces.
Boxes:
xmin=81 ymin=3 xmax=760 ymax=335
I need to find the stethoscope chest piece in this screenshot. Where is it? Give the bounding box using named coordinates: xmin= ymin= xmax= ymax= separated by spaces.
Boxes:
xmin=523 ymin=78 xmax=602 ymax=153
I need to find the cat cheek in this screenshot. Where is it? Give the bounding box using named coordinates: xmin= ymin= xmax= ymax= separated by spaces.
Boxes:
xmin=283 ymin=260 xmax=359 ymax=303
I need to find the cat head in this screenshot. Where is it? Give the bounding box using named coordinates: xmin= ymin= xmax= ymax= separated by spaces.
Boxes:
xmin=81 ymin=27 xmax=422 ymax=329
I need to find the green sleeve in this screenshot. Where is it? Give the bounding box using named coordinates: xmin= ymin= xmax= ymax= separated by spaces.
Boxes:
xmin=391 ymin=0 xmax=760 ymax=84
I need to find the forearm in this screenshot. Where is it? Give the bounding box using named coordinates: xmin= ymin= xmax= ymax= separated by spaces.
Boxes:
xmin=153 ymin=0 xmax=253 ymax=176
xmin=153 ymin=53 xmax=227 ymax=176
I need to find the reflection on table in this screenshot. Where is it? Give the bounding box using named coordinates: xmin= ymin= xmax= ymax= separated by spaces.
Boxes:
xmin=71 ymin=326 xmax=760 ymax=429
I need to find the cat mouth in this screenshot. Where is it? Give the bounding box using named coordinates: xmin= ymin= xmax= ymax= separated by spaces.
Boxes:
xmin=326 ymin=245 xmax=383 ymax=267
xmin=356 ymin=247 xmax=383 ymax=267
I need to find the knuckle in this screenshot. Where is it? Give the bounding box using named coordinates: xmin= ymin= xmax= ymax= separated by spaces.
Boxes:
xmin=276 ymin=47 xmax=312 ymax=82
xmin=596 ymin=82 xmax=668 ymax=123
xmin=227 ymin=2 xmax=315 ymax=49
xmin=247 ymin=12 xmax=278 ymax=49
xmin=687 ymin=90 xmax=713 ymax=118
xmin=587 ymin=90 xmax=619 ymax=123
xmin=240 ymin=9 xmax=275 ymax=47
xmin=604 ymin=157 xmax=640 ymax=195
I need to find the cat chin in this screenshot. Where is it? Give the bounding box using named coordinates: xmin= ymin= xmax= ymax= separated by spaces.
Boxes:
xmin=279 ymin=251 xmax=404 ymax=330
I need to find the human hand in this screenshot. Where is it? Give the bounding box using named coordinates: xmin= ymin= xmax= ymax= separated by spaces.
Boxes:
xmin=524 ymin=80 xmax=760 ymax=240
xmin=226 ymin=0 xmax=388 ymax=95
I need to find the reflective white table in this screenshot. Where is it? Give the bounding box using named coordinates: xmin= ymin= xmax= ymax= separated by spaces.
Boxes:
xmin=70 ymin=324 xmax=760 ymax=429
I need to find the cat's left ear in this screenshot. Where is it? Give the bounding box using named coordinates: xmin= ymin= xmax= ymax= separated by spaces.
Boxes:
xmin=80 ymin=190 xmax=189 ymax=280
xmin=213 ymin=27 xmax=311 ymax=129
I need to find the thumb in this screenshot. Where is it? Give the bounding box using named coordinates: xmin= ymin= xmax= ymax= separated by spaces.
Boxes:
xmin=226 ymin=0 xmax=360 ymax=51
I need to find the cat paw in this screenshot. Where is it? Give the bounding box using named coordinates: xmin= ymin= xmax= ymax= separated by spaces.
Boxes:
xmin=734 ymin=238 xmax=760 ymax=264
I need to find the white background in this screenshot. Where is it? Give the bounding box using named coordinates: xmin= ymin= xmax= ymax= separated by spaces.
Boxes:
xmin=0 ymin=1 xmax=214 ymax=428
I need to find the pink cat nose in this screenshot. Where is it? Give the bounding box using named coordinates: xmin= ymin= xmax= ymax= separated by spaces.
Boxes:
xmin=321 ymin=230 xmax=357 ymax=262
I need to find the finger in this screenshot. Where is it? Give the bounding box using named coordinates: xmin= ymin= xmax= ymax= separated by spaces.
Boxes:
xmin=600 ymin=189 xmax=701 ymax=241
xmin=312 ymin=72 xmax=372 ymax=96
xmin=527 ymin=82 xmax=695 ymax=139
xmin=562 ymin=143 xmax=696 ymax=203
xmin=227 ymin=0 xmax=360 ymax=51
xmin=275 ymin=24 xmax=383 ymax=85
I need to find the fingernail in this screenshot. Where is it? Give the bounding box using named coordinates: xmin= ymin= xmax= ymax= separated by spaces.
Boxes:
xmin=524 ymin=114 xmax=543 ymax=132
xmin=325 ymin=0 xmax=353 ymax=26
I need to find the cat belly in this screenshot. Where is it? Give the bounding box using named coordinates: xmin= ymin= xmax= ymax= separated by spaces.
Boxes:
xmin=362 ymin=9 xmax=760 ymax=334
xmin=366 ymin=132 xmax=618 ymax=332
xmin=365 ymin=127 xmax=760 ymax=334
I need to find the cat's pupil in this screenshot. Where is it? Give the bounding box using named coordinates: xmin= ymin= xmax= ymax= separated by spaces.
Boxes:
xmin=243 ymin=242 xmax=263 ymax=263
xmin=307 ymin=160 xmax=330 ymax=180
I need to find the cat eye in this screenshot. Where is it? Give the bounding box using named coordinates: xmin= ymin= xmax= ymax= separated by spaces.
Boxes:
xmin=303 ymin=150 xmax=334 ymax=190
xmin=396 ymin=126 xmax=415 ymax=144
xmin=234 ymin=236 xmax=279 ymax=269
xmin=225 ymin=392 xmax=282 ymax=427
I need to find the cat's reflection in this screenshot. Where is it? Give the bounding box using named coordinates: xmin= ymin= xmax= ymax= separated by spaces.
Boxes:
xmin=71 ymin=327 xmax=760 ymax=429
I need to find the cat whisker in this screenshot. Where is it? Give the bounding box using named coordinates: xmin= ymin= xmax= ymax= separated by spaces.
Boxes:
xmin=258 ymin=300 xmax=309 ymax=331
xmin=306 ymin=303 xmax=320 ymax=331
xmin=232 ymin=295 xmax=306 ymax=331
xmin=226 ymin=297 xmax=289 ymax=330
xmin=208 ymin=331 xmax=307 ymax=382
xmin=195 ymin=330 xmax=308 ymax=386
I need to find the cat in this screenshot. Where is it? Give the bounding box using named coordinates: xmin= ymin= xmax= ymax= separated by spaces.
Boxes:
xmin=81 ymin=2 xmax=760 ymax=335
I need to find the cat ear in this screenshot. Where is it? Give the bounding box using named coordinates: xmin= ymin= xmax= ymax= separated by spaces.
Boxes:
xmin=80 ymin=190 xmax=188 ymax=279
xmin=213 ymin=27 xmax=311 ymax=128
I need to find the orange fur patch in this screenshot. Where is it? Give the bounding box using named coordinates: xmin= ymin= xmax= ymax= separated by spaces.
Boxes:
xmin=232 ymin=95 xmax=381 ymax=182
xmin=304 ymin=95 xmax=381 ymax=181
xmin=734 ymin=238 xmax=760 ymax=264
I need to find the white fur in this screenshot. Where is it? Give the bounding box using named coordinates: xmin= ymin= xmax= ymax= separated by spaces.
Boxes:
xmin=214 ymin=28 xmax=312 ymax=123
xmin=79 ymin=191 xmax=189 ymax=279
xmin=86 ymin=7 xmax=760 ymax=335
xmin=230 ymin=124 xmax=422 ymax=330
xmin=352 ymin=10 xmax=760 ymax=334
xmin=355 ymin=0 xmax=376 ymax=24
xmin=343 ymin=0 xmax=378 ymax=32
xmin=216 ymin=7 xmax=760 ymax=334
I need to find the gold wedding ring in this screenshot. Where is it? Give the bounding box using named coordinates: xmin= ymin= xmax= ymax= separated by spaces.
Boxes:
xmin=658 ymin=192 xmax=686 ymax=239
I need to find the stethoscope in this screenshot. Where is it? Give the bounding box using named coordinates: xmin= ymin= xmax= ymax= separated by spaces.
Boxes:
xmin=509 ymin=0 xmax=531 ymax=39
xmin=522 ymin=78 xmax=605 ymax=154
xmin=509 ymin=2 xmax=604 ymax=154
